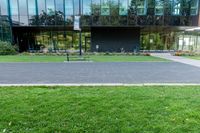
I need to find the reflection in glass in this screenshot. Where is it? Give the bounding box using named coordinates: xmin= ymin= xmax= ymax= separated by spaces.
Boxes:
xmin=128 ymin=0 xmax=137 ymax=25
xmin=74 ymin=0 xmax=80 ymax=15
xmin=0 ymin=16 xmax=12 ymax=42
xmin=55 ymin=0 xmax=64 ymax=25
xmin=172 ymin=0 xmax=181 ymax=15
xmin=55 ymin=0 xmax=64 ymax=13
xmin=83 ymin=0 xmax=91 ymax=15
xmin=110 ymin=0 xmax=118 ymax=15
xmin=10 ymin=0 xmax=19 ymax=15
xmin=119 ymin=0 xmax=128 ymax=15
xmin=10 ymin=0 xmax=19 ymax=23
xmin=46 ymin=0 xmax=55 ymax=15
xmin=65 ymin=16 xmax=73 ymax=25
xmin=190 ymin=0 xmax=198 ymax=15
xmin=101 ymin=0 xmax=110 ymax=15
xmin=65 ymin=0 xmax=73 ymax=15
xmin=28 ymin=0 xmax=36 ymax=15
xmin=38 ymin=0 xmax=46 ymax=14
xmin=28 ymin=0 xmax=37 ymax=25
xmin=136 ymin=0 xmax=147 ymax=15
xmin=110 ymin=0 xmax=118 ymax=25
xmin=0 ymin=0 xmax=8 ymax=15
xmin=92 ymin=0 xmax=100 ymax=15
xmin=155 ymin=0 xmax=164 ymax=15
xmin=19 ymin=0 xmax=28 ymax=25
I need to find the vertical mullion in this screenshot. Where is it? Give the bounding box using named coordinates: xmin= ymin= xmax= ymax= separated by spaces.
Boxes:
xmin=54 ymin=0 xmax=56 ymax=25
xmin=64 ymin=0 xmax=66 ymax=24
xmin=17 ymin=0 xmax=20 ymax=24
xmin=35 ymin=0 xmax=38 ymax=16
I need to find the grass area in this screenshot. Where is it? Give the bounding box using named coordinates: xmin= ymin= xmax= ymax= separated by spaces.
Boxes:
xmin=0 ymin=86 xmax=200 ymax=132
xmin=0 ymin=55 xmax=168 ymax=62
xmin=89 ymin=55 xmax=167 ymax=62
xmin=0 ymin=55 xmax=67 ymax=62
xmin=184 ymin=56 xmax=200 ymax=60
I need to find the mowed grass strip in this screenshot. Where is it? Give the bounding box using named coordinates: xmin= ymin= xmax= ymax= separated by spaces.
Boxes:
xmin=0 ymin=55 xmax=168 ymax=62
xmin=0 ymin=55 xmax=66 ymax=62
xmin=0 ymin=86 xmax=200 ymax=132
xmin=89 ymin=55 xmax=168 ymax=62
xmin=184 ymin=56 xmax=200 ymax=60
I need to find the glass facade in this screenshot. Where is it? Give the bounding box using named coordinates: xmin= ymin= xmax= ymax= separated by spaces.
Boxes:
xmin=10 ymin=0 xmax=19 ymax=24
xmin=0 ymin=0 xmax=198 ymax=27
xmin=0 ymin=0 xmax=199 ymax=52
xmin=155 ymin=0 xmax=164 ymax=15
xmin=19 ymin=0 xmax=28 ymax=26
xmin=0 ymin=0 xmax=9 ymax=16
xmin=119 ymin=0 xmax=128 ymax=15
xmin=176 ymin=32 xmax=200 ymax=52
xmin=190 ymin=0 xmax=199 ymax=15
xmin=28 ymin=0 xmax=37 ymax=25
xmin=0 ymin=16 xmax=12 ymax=42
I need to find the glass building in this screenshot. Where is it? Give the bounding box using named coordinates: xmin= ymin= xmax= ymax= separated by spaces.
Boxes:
xmin=0 ymin=0 xmax=199 ymax=52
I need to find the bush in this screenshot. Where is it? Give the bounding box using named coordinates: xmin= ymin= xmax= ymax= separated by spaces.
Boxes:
xmin=174 ymin=51 xmax=195 ymax=56
xmin=0 ymin=41 xmax=18 ymax=55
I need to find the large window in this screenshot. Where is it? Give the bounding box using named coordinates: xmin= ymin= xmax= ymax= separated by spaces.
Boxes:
xmin=28 ymin=0 xmax=37 ymax=25
xmin=119 ymin=0 xmax=128 ymax=15
xmin=65 ymin=0 xmax=74 ymax=15
xmin=55 ymin=0 xmax=64 ymax=25
xmin=19 ymin=0 xmax=28 ymax=25
xmin=74 ymin=0 xmax=80 ymax=15
xmin=92 ymin=0 xmax=100 ymax=15
xmin=172 ymin=0 xmax=181 ymax=15
xmin=190 ymin=0 xmax=199 ymax=15
xmin=83 ymin=0 xmax=91 ymax=15
xmin=46 ymin=0 xmax=55 ymax=15
xmin=55 ymin=0 xmax=64 ymax=13
xmin=136 ymin=0 xmax=147 ymax=15
xmin=46 ymin=0 xmax=56 ymax=25
xmin=0 ymin=0 xmax=8 ymax=16
xmin=10 ymin=0 xmax=19 ymax=16
xmin=10 ymin=0 xmax=19 ymax=23
xmin=155 ymin=0 xmax=164 ymax=15
xmin=92 ymin=0 xmax=100 ymax=25
xmin=65 ymin=0 xmax=73 ymax=25
xmin=37 ymin=0 xmax=46 ymax=25
xmin=110 ymin=0 xmax=118 ymax=14
xmin=0 ymin=16 xmax=12 ymax=42
xmin=38 ymin=0 xmax=46 ymax=15
xmin=101 ymin=0 xmax=110 ymax=15
xmin=28 ymin=0 xmax=36 ymax=15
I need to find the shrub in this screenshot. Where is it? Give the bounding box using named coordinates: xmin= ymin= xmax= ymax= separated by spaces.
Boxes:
xmin=0 ymin=41 xmax=18 ymax=55
xmin=141 ymin=53 xmax=151 ymax=56
xmin=174 ymin=51 xmax=195 ymax=56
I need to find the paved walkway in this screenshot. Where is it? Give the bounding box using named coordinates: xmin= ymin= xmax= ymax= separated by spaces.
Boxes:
xmin=0 ymin=62 xmax=200 ymax=84
xmin=152 ymin=53 xmax=200 ymax=68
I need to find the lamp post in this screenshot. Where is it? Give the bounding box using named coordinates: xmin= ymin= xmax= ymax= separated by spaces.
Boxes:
xmin=74 ymin=0 xmax=82 ymax=56
xmin=79 ymin=0 xmax=82 ymax=56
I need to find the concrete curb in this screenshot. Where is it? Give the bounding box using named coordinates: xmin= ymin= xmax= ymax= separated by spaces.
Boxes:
xmin=0 ymin=83 xmax=200 ymax=86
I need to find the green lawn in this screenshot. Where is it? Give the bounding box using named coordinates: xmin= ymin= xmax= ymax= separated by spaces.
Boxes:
xmin=184 ymin=56 xmax=200 ymax=60
xmin=0 ymin=86 xmax=200 ymax=132
xmin=0 ymin=55 xmax=168 ymax=62
xmin=89 ymin=55 xmax=168 ymax=62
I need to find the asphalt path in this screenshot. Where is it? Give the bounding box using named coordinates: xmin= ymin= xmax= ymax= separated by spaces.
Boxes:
xmin=0 ymin=62 xmax=200 ymax=84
